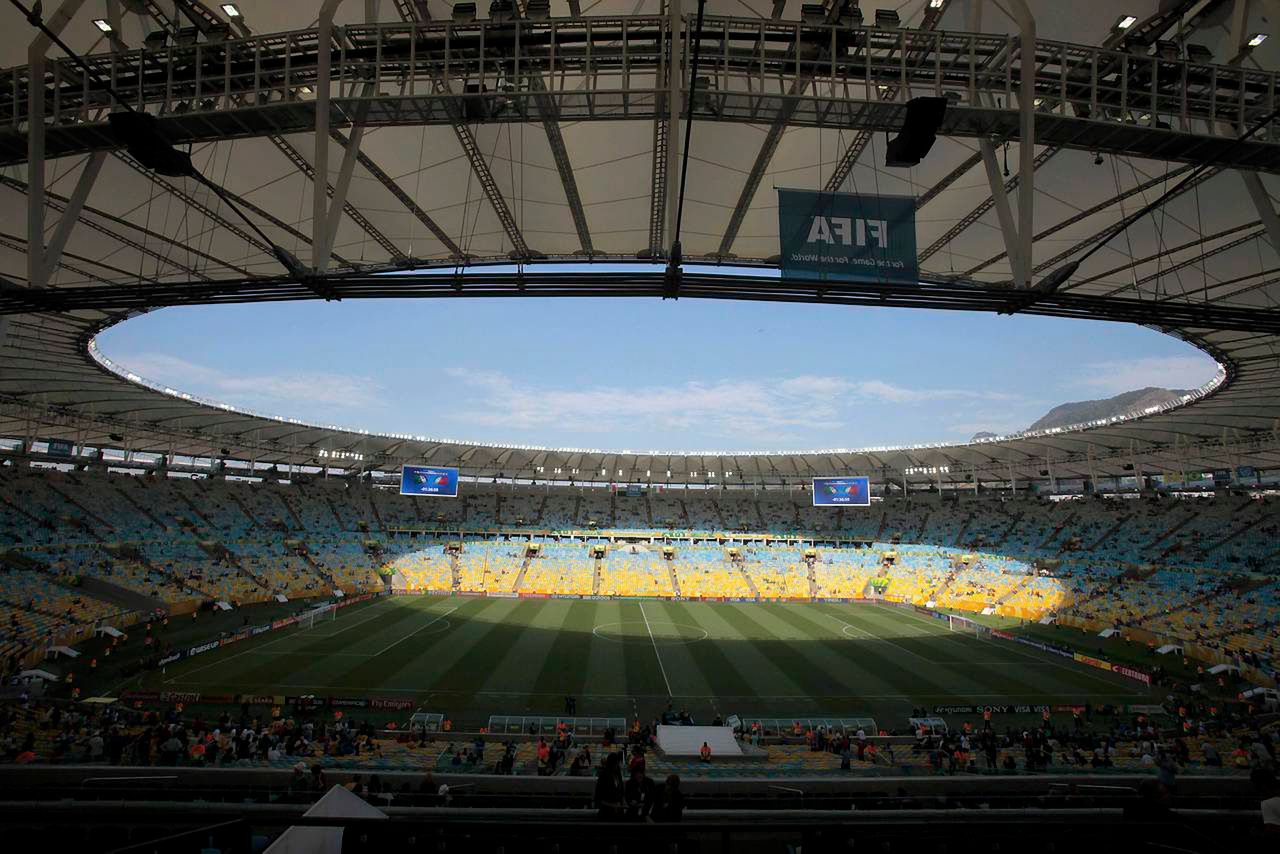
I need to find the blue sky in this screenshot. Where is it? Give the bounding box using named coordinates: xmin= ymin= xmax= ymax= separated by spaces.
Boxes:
xmin=97 ymin=283 xmax=1220 ymax=452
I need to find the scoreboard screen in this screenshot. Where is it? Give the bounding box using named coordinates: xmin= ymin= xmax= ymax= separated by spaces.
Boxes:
xmin=400 ymin=465 xmax=460 ymax=498
xmin=812 ymin=476 xmax=871 ymax=507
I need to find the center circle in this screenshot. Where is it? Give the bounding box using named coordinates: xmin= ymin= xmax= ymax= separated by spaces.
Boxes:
xmin=592 ymin=621 xmax=709 ymax=646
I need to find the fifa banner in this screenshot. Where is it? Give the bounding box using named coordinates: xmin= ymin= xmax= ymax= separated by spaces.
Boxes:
xmin=813 ymin=476 xmax=871 ymax=507
xmin=778 ymin=189 xmax=918 ymax=283
xmin=400 ymin=464 xmax=460 ymax=498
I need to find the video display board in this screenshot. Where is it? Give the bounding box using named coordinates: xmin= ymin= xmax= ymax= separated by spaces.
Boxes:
xmin=812 ymin=476 xmax=871 ymax=507
xmin=400 ymin=465 xmax=460 ymax=498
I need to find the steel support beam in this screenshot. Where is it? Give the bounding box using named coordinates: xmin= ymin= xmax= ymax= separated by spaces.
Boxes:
xmin=510 ymin=0 xmax=593 ymax=255
xmin=2 ymin=174 xmax=223 ymax=280
xmin=1241 ymin=172 xmax=1280 ymax=254
xmin=314 ymin=0 xmax=387 ymax=271
xmin=965 ymin=162 xmax=1197 ymax=276
xmin=665 ymin=0 xmax=684 ymax=256
xmin=979 ymin=140 xmax=1028 ymax=285
xmin=1003 ymin=0 xmax=1036 ymax=285
xmin=270 ymin=135 xmax=403 ymax=265
xmin=27 ymin=0 xmax=89 ymax=291
xmin=38 ymin=152 xmax=106 ymax=288
xmin=328 ymin=129 xmax=463 ymax=260
xmin=319 ymin=88 xmax=374 ymax=272
xmin=716 ymin=74 xmax=808 ymax=260
xmin=914 ymin=151 xmax=982 ymax=212
xmin=921 ymin=146 xmax=1057 ymax=269
xmin=1052 ymin=168 xmax=1222 ymax=285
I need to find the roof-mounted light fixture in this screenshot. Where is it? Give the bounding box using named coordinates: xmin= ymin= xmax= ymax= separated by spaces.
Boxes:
xmin=220 ymin=3 xmax=241 ymax=16
xmin=1247 ymin=33 xmax=1267 ymax=48
xmin=92 ymin=18 xmax=113 ymax=33
xmin=1113 ymin=14 xmax=1137 ymax=32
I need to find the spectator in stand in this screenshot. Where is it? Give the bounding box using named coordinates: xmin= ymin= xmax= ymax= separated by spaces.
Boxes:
xmin=594 ymin=752 xmax=625 ymax=820
xmin=699 ymin=741 xmax=712 ymax=763
xmin=652 ymin=775 xmax=685 ymax=823
xmin=624 ymin=768 xmax=656 ymax=819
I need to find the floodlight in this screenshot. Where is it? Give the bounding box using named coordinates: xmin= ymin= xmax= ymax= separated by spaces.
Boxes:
xmin=1248 ymin=33 xmax=1267 ymax=48
xmin=928 ymin=0 xmax=945 ymax=8
xmin=92 ymin=19 xmax=113 ymax=33
xmin=1114 ymin=14 xmax=1137 ymax=30
xmin=220 ymin=3 xmax=241 ymax=16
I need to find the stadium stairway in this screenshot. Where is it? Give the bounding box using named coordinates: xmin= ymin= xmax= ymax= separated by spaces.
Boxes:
xmin=735 ymin=560 xmax=760 ymax=598
xmin=985 ymin=509 xmax=1018 ymax=548
xmin=227 ymin=492 xmax=263 ymax=532
xmin=175 ymin=491 xmax=218 ymax=532
xmin=277 ymin=494 xmax=306 ymax=531
xmin=535 ymin=495 xmax=548 ymax=526
xmin=1132 ymin=575 xmax=1273 ymax=628
xmin=953 ymin=512 xmax=974 ymax=547
xmin=0 ymin=550 xmax=48 ymax=574
xmin=449 ymin=553 xmax=462 ymax=591
xmin=45 ymin=479 xmax=116 ymax=534
xmin=666 ymin=561 xmax=682 ymax=597
xmin=1037 ymin=511 xmax=1076 ymax=551
xmin=0 ymin=492 xmax=46 ymax=528
xmin=511 ymin=556 xmax=532 ymax=592
xmin=592 ymin=559 xmax=603 ymax=595
xmin=993 ymin=574 xmax=1031 ymax=607
xmin=1146 ymin=513 xmax=1196 ymax=555
xmin=321 ymin=493 xmax=347 ymax=529
xmin=298 ymin=546 xmax=340 ymax=590
xmin=1086 ymin=514 xmax=1133 ymax=552
xmin=1199 ymin=511 xmax=1268 ymax=555
xmin=913 ymin=510 xmax=931 ymax=542
xmin=74 ymin=573 xmax=156 ymax=615
xmin=112 ymin=483 xmax=169 ymax=532
xmin=366 ymin=494 xmax=387 ymax=531
xmin=806 ymin=560 xmax=819 ymax=598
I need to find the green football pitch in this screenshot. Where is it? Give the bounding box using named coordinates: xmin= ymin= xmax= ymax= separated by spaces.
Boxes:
xmin=147 ymin=595 xmax=1153 ymax=726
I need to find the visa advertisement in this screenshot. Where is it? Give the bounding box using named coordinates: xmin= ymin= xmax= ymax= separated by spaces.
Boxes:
xmin=778 ymin=189 xmax=918 ymax=283
xmin=400 ymin=465 xmax=460 ymax=498
xmin=812 ymin=476 xmax=871 ymax=507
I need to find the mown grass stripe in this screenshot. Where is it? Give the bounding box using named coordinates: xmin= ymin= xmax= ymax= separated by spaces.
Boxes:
xmin=783 ymin=603 xmax=971 ymax=698
xmin=580 ymin=601 xmax=632 ymax=708
xmin=725 ymin=602 xmax=912 ymax=704
xmin=480 ymin=600 xmax=579 ymax=708
xmin=282 ymin=597 xmax=490 ymax=695
xmin=868 ymin=603 xmax=1144 ymax=696
xmin=528 ymin=601 xmax=605 ymax=704
xmin=652 ymin=600 xmax=763 ymax=720
xmin=175 ymin=595 xmax=427 ymax=689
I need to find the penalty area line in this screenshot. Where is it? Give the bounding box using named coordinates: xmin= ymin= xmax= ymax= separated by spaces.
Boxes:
xmin=826 ymin=611 xmax=933 ymax=664
xmin=373 ymin=605 xmax=458 ymax=656
xmin=639 ymin=601 xmax=674 ymax=698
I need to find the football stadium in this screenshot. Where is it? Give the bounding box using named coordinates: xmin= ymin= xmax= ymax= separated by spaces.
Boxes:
xmin=0 ymin=0 xmax=1279 ymax=850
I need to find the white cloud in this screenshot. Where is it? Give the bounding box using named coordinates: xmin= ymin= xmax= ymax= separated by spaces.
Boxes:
xmin=442 ymin=368 xmax=1018 ymax=444
xmin=114 ymin=352 xmax=386 ymax=411
xmin=1071 ymin=355 xmax=1220 ymax=396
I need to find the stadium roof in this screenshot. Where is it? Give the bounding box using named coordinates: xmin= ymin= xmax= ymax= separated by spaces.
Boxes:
xmin=1 ymin=1 xmax=1279 ymax=487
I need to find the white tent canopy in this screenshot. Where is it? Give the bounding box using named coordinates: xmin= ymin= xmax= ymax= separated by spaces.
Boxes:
xmin=265 ymin=784 xmax=387 ymax=854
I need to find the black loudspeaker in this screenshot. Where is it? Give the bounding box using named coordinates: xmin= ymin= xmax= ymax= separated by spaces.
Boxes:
xmin=885 ymin=97 xmax=948 ymax=168
xmin=108 ymin=112 xmax=194 ymax=177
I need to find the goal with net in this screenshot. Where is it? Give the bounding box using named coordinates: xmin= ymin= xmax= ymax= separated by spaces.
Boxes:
xmin=297 ymin=604 xmax=337 ymax=631
xmin=946 ymin=612 xmax=989 ymax=640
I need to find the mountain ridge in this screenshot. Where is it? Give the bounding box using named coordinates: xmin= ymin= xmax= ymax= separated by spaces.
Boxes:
xmin=969 ymin=387 xmax=1190 ymax=442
